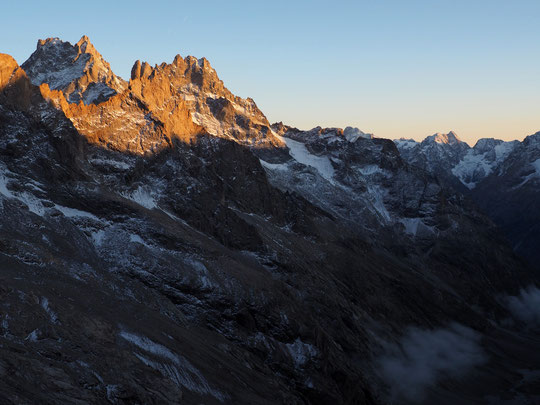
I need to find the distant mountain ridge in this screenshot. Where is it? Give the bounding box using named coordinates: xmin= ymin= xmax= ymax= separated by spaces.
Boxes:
xmin=395 ymin=131 xmax=540 ymax=267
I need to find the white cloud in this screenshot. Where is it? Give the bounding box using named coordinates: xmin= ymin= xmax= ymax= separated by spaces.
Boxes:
xmin=378 ymin=323 xmax=485 ymax=402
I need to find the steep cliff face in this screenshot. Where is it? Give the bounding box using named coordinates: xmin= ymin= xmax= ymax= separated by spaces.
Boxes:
xmin=0 ymin=39 xmax=538 ymax=405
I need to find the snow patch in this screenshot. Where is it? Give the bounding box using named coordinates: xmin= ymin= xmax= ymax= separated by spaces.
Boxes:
xmin=123 ymin=187 xmax=157 ymax=209
xmin=394 ymin=139 xmax=418 ymax=150
xmin=25 ymin=329 xmax=39 ymax=342
xmin=400 ymin=218 xmax=421 ymax=236
xmin=343 ymin=126 xmax=371 ymax=142
xmin=41 ymin=297 xmax=59 ymax=324
xmin=285 ymin=338 xmax=318 ymax=367
xmin=452 ymin=141 xmax=516 ymax=189
xmin=91 ymin=230 xmax=106 ymax=247
xmin=532 ymin=158 xmax=540 ymax=177
xmin=259 ymin=159 xmax=289 ymax=171
xmin=54 ymin=204 xmax=99 ymax=220
xmin=280 ymin=136 xmax=335 ymax=184
xmin=89 ymin=158 xmax=130 ymax=170
xmin=358 ymin=165 xmax=384 ymax=176
xmin=120 ymin=331 xmax=225 ymax=401
xmin=513 ymin=160 xmax=540 ymax=189
xmin=366 ymin=185 xmax=390 ymax=222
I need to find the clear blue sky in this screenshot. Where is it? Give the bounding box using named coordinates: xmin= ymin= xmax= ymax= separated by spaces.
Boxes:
xmin=1 ymin=0 xmax=539 ymax=144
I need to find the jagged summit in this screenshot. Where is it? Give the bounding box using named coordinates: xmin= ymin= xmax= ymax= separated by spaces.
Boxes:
xmin=524 ymin=131 xmax=540 ymax=148
xmin=21 ymin=36 xmax=283 ymax=151
xmin=126 ymin=52 xmax=282 ymax=147
xmin=426 ymin=131 xmax=463 ymax=145
xmin=22 ymin=35 xmax=126 ymax=104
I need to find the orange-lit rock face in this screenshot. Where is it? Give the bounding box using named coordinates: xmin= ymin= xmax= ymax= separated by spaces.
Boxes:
xmin=0 ymin=53 xmax=18 ymax=88
xmin=40 ymin=82 xmax=205 ymax=155
xmin=21 ymin=36 xmax=284 ymax=155
xmin=0 ymin=53 xmax=33 ymax=109
xmin=128 ymin=55 xmax=284 ymax=148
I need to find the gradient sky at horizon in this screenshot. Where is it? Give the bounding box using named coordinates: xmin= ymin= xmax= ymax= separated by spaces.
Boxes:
xmin=1 ymin=0 xmax=539 ymax=145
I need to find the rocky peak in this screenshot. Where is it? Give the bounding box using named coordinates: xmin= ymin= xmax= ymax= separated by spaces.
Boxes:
xmin=22 ymin=36 xmax=283 ymax=150
xmin=343 ymin=126 xmax=372 ymax=141
xmin=524 ymin=131 xmax=540 ymax=149
xmin=127 ymin=53 xmax=283 ymax=148
xmin=74 ymin=35 xmax=94 ymax=54
xmin=426 ymin=131 xmax=463 ymax=145
xmin=22 ymin=35 xmax=126 ymax=105
xmin=473 ymin=137 xmax=502 ymax=152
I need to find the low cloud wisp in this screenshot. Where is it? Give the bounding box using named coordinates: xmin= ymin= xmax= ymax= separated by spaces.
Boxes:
xmin=506 ymin=285 xmax=540 ymax=327
xmin=378 ymin=323 xmax=485 ymax=402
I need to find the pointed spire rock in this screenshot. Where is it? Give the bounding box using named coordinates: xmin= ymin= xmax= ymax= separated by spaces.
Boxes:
xmin=75 ymin=35 xmax=96 ymax=54
xmin=131 ymin=60 xmax=142 ymax=80
xmin=140 ymin=62 xmax=153 ymax=79
xmin=173 ymin=54 xmax=183 ymax=65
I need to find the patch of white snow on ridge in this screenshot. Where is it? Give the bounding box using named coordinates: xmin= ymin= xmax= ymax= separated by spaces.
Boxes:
xmin=400 ymin=218 xmax=421 ymax=236
xmin=259 ymin=159 xmax=289 ymax=171
xmin=286 ymin=338 xmax=318 ymax=368
xmin=122 ymin=186 xmax=157 ymax=209
xmin=494 ymin=142 xmax=516 ymax=161
xmin=0 ymin=169 xmax=50 ymax=216
xmin=82 ymin=83 xmax=115 ymax=104
xmin=89 ymin=158 xmax=130 ymax=170
xmin=451 ymin=150 xmax=493 ymax=189
xmin=358 ymin=165 xmax=384 ymax=176
xmin=91 ymin=230 xmax=106 ymax=247
xmin=120 ymin=331 xmax=226 ymax=401
xmin=54 ymin=204 xmax=99 ymax=220
xmin=344 ymin=127 xmax=372 ymax=142
xmin=40 ymin=297 xmax=59 ymax=324
xmin=452 ymin=141 xmax=517 ymax=189
xmin=366 ymin=185 xmax=391 ymax=222
xmin=129 ymin=233 xmax=152 ymax=249
xmin=18 ymin=193 xmax=46 ymax=216
xmin=516 ymin=158 xmax=540 ymax=188
xmin=532 ymin=158 xmax=540 ymax=176
xmin=399 ymin=217 xmax=436 ymax=237
xmin=394 ymin=139 xmax=417 ymax=150
xmin=0 ymin=174 xmax=15 ymax=199
xmin=25 ymin=329 xmax=39 ymax=342
xmin=279 ymin=136 xmax=335 ymax=184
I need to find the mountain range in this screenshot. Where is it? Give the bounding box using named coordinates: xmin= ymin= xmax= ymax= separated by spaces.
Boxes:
xmin=395 ymin=131 xmax=540 ymax=267
xmin=0 ymin=36 xmax=538 ymax=404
